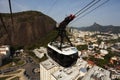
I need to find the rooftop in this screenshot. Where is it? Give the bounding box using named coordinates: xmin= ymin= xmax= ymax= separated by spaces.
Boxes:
xmin=0 ymin=45 xmax=9 ymax=51
xmin=82 ymin=66 xmax=111 ymax=80
xmin=52 ymin=68 xmax=80 ymax=80
xmin=41 ymin=59 xmax=57 ymax=70
xmin=48 ymin=42 xmax=78 ymax=55
xmin=52 ymin=58 xmax=88 ymax=80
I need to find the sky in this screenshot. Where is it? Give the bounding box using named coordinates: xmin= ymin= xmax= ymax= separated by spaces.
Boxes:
xmin=0 ymin=0 xmax=120 ymax=27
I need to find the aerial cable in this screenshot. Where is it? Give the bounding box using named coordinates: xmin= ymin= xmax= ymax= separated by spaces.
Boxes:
xmin=68 ymin=0 xmax=101 ymax=25
xmin=71 ymin=0 xmax=110 ymax=25
xmin=0 ymin=14 xmax=11 ymax=43
xmin=46 ymin=0 xmax=58 ymax=14
xmin=75 ymin=0 xmax=101 ymax=17
xmin=74 ymin=0 xmax=96 ymax=16
xmin=8 ymin=0 xmax=14 ymax=32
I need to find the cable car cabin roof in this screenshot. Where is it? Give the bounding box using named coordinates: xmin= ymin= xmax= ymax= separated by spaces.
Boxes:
xmin=48 ymin=42 xmax=78 ymax=55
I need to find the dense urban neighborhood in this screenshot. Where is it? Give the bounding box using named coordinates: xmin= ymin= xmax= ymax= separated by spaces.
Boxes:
xmin=0 ymin=28 xmax=120 ymax=80
xmin=0 ymin=0 xmax=120 ymax=80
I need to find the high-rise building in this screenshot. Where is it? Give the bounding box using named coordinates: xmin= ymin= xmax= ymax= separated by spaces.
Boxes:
xmin=40 ymin=58 xmax=88 ymax=80
xmin=40 ymin=59 xmax=59 ymax=80
xmin=51 ymin=59 xmax=88 ymax=80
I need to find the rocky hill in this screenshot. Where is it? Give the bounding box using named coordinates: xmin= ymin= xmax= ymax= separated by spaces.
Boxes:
xmin=78 ymin=22 xmax=120 ymax=33
xmin=0 ymin=11 xmax=56 ymax=47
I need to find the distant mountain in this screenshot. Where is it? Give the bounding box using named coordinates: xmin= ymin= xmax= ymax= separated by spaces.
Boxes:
xmin=78 ymin=22 xmax=120 ymax=33
xmin=0 ymin=11 xmax=56 ymax=47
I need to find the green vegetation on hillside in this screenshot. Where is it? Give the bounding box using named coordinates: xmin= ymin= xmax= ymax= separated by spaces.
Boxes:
xmin=88 ymin=51 xmax=117 ymax=68
xmin=26 ymin=30 xmax=57 ymax=50
xmin=77 ymin=45 xmax=88 ymax=51
xmin=10 ymin=30 xmax=58 ymax=50
xmin=89 ymin=56 xmax=108 ymax=68
xmin=1 ymin=57 xmax=24 ymax=68
xmin=114 ymin=78 xmax=120 ymax=80
xmin=105 ymin=37 xmax=120 ymax=43
xmin=0 ymin=76 xmax=12 ymax=80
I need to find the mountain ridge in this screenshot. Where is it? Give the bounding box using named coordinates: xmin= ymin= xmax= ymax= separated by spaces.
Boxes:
xmin=77 ymin=22 xmax=120 ymax=33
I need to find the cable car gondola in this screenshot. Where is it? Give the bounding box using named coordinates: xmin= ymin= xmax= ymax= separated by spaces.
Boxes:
xmin=47 ymin=14 xmax=78 ymax=67
xmin=47 ymin=41 xmax=78 ymax=67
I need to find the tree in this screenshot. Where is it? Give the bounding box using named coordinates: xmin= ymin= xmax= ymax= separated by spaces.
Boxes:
xmin=77 ymin=45 xmax=88 ymax=51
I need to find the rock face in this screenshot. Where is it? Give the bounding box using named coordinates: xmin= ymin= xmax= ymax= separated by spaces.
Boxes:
xmin=0 ymin=11 xmax=56 ymax=46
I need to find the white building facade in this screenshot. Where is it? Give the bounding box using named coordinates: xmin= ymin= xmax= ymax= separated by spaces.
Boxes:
xmin=0 ymin=45 xmax=10 ymax=66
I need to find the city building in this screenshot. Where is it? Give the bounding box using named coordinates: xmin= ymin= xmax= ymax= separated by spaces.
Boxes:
xmin=40 ymin=57 xmax=111 ymax=80
xmin=82 ymin=66 xmax=111 ymax=80
xmin=99 ymin=42 xmax=108 ymax=49
xmin=111 ymin=73 xmax=120 ymax=79
xmin=40 ymin=29 xmax=117 ymax=80
xmin=51 ymin=58 xmax=88 ymax=80
xmin=40 ymin=58 xmax=89 ymax=80
xmin=0 ymin=45 xmax=10 ymax=66
xmin=33 ymin=47 xmax=47 ymax=58
xmin=100 ymin=49 xmax=108 ymax=56
xmin=40 ymin=59 xmax=59 ymax=80
xmin=0 ymin=45 xmax=10 ymax=57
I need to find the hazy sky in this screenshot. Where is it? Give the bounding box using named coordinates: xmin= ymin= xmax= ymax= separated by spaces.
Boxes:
xmin=0 ymin=0 xmax=120 ymax=27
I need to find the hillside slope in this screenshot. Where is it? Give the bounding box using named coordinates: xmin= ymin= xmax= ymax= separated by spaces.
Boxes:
xmin=0 ymin=11 xmax=56 ymax=46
